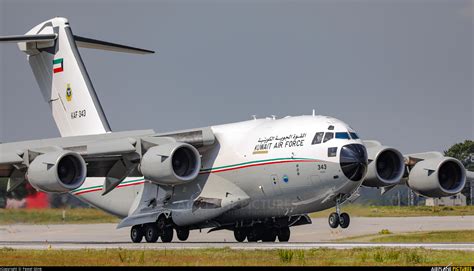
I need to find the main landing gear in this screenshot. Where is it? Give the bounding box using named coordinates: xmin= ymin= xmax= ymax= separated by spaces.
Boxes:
xmin=328 ymin=198 xmax=350 ymax=229
xmin=131 ymin=215 xmax=309 ymax=243
xmin=130 ymin=215 xmax=187 ymax=243
xmin=233 ymin=225 xmax=291 ymax=243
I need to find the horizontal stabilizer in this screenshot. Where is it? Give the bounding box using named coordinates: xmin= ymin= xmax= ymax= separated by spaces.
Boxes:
xmin=0 ymin=34 xmax=57 ymax=43
xmin=74 ymin=35 xmax=154 ymax=54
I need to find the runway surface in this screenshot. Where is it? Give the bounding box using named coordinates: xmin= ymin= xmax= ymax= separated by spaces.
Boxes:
xmin=1 ymin=216 xmax=473 ymax=250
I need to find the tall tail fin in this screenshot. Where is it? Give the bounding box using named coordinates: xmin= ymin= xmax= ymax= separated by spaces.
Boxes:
xmin=0 ymin=17 xmax=154 ymax=137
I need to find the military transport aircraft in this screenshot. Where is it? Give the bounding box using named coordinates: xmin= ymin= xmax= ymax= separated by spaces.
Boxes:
xmin=1 ymin=18 xmax=472 ymax=243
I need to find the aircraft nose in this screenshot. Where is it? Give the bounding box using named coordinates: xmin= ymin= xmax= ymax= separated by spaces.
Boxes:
xmin=340 ymin=144 xmax=368 ymax=182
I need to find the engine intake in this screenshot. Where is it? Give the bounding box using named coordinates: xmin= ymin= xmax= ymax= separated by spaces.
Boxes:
xmin=27 ymin=151 xmax=87 ymax=192
xmin=407 ymin=157 xmax=466 ymax=198
xmin=363 ymin=146 xmax=404 ymax=187
xmin=140 ymin=142 xmax=201 ymax=185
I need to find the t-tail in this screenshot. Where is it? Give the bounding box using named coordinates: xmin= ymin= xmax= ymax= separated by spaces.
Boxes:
xmin=0 ymin=17 xmax=154 ymax=137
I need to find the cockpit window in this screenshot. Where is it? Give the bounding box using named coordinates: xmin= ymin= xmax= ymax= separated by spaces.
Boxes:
xmin=350 ymin=132 xmax=359 ymax=139
xmin=323 ymin=132 xmax=334 ymax=143
xmin=335 ymin=132 xmax=350 ymax=139
xmin=328 ymin=147 xmax=338 ymax=157
xmin=312 ymin=132 xmax=324 ymax=145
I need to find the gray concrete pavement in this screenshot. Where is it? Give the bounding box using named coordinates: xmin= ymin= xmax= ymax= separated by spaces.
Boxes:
xmin=0 ymin=216 xmax=473 ymax=250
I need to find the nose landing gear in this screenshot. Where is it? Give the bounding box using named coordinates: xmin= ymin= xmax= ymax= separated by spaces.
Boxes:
xmin=328 ymin=197 xmax=351 ymax=229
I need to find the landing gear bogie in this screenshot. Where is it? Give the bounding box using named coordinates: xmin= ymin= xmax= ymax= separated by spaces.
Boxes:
xmin=132 ymin=215 xmax=176 ymax=243
xmin=234 ymin=223 xmax=291 ymax=243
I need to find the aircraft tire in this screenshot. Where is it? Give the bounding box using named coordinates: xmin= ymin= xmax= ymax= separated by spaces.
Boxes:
xmin=156 ymin=215 xmax=167 ymax=236
xmin=339 ymin=213 xmax=350 ymax=228
xmin=161 ymin=226 xmax=174 ymax=243
xmin=176 ymin=228 xmax=190 ymax=241
xmin=144 ymin=223 xmax=159 ymax=243
xmin=247 ymin=227 xmax=259 ymax=242
xmin=328 ymin=212 xmax=339 ymax=228
xmin=234 ymin=229 xmax=247 ymax=242
xmin=277 ymin=227 xmax=290 ymax=242
xmin=130 ymin=225 xmax=144 ymax=243
xmin=262 ymin=229 xmax=277 ymax=242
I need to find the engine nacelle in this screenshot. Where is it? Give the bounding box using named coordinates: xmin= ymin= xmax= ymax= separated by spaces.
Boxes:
xmin=140 ymin=142 xmax=201 ymax=185
xmin=363 ymin=146 xmax=405 ymax=187
xmin=407 ymin=157 xmax=466 ymax=198
xmin=27 ymin=151 xmax=87 ymax=193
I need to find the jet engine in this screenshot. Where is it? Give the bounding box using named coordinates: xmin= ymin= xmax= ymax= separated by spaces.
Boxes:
xmin=140 ymin=142 xmax=201 ymax=185
xmin=27 ymin=151 xmax=87 ymax=193
xmin=407 ymin=157 xmax=466 ymax=198
xmin=362 ymin=146 xmax=405 ymax=187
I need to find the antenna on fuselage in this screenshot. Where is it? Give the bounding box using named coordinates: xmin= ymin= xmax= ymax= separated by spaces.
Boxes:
xmin=252 ymin=115 xmax=257 ymax=120
xmin=312 ymin=109 xmax=315 ymax=116
xmin=271 ymin=115 xmax=276 ymax=120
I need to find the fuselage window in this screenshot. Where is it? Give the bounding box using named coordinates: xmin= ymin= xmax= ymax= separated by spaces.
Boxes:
xmin=328 ymin=147 xmax=338 ymax=157
xmin=312 ymin=132 xmax=324 ymax=145
xmin=335 ymin=132 xmax=350 ymax=139
xmin=323 ymin=132 xmax=334 ymax=143
xmin=350 ymin=132 xmax=359 ymax=139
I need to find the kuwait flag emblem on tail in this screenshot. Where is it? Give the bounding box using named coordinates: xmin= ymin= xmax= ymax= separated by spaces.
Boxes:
xmin=53 ymin=58 xmax=64 ymax=73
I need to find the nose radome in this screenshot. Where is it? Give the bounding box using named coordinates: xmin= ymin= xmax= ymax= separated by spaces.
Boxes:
xmin=340 ymin=144 xmax=368 ymax=182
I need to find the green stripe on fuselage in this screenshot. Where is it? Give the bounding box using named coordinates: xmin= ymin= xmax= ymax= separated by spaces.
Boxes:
xmin=200 ymin=157 xmax=315 ymax=172
xmin=71 ymin=177 xmax=145 ymax=193
xmin=72 ymin=157 xmax=317 ymax=193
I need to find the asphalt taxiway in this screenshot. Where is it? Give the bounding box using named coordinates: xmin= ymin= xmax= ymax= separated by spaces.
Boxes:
xmin=1 ymin=216 xmax=473 ymax=250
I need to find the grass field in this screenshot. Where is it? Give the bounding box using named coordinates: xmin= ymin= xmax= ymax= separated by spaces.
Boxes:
xmin=0 ymin=205 xmax=473 ymax=225
xmin=340 ymin=230 xmax=474 ymax=243
xmin=309 ymin=205 xmax=474 ymax=218
xmin=0 ymin=247 xmax=472 ymax=266
xmin=0 ymin=208 xmax=119 ymax=224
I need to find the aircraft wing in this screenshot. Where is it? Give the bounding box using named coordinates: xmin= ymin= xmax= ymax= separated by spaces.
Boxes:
xmin=0 ymin=127 xmax=215 ymax=195
xmin=361 ymin=140 xmax=473 ymax=197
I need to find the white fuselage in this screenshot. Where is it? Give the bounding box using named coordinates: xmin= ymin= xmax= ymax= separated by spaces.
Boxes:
xmin=72 ymin=115 xmax=365 ymax=226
